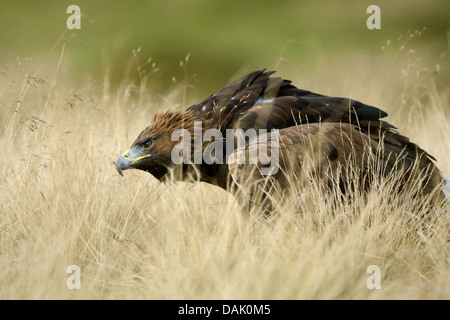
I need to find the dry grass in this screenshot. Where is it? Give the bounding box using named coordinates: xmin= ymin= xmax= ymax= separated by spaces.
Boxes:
xmin=0 ymin=42 xmax=449 ymax=299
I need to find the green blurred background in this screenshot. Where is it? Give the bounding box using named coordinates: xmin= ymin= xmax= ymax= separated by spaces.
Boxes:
xmin=0 ymin=0 xmax=449 ymax=99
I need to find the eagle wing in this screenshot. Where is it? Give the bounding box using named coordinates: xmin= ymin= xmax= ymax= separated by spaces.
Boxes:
xmin=187 ymin=69 xmax=390 ymax=133
xmin=228 ymin=123 xmax=374 ymax=198
xmin=187 ymin=70 xmax=438 ymax=190
xmin=228 ymin=122 xmax=443 ymax=202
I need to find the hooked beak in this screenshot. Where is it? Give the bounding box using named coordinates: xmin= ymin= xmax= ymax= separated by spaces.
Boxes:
xmin=116 ymin=149 xmax=151 ymax=176
xmin=116 ymin=150 xmax=131 ymax=176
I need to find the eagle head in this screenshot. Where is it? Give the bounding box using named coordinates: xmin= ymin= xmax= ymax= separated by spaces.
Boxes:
xmin=116 ymin=110 xmax=195 ymax=180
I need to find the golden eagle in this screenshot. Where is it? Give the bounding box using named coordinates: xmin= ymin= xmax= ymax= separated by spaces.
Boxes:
xmin=116 ymin=70 xmax=446 ymax=206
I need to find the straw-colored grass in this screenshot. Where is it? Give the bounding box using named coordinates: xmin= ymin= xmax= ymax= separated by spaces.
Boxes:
xmin=0 ymin=41 xmax=449 ymax=299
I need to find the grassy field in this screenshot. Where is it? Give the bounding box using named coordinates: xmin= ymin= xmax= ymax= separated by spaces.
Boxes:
xmin=0 ymin=28 xmax=449 ymax=299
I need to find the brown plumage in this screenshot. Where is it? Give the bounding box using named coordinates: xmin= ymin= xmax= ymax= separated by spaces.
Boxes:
xmin=116 ymin=70 xmax=446 ymax=207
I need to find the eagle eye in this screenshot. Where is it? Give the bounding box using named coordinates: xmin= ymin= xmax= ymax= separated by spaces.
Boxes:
xmin=143 ymin=140 xmax=153 ymax=150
